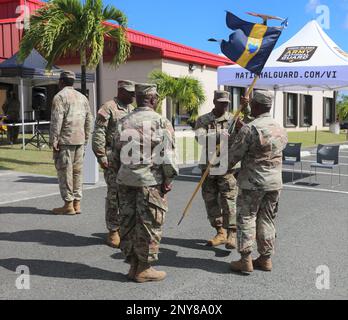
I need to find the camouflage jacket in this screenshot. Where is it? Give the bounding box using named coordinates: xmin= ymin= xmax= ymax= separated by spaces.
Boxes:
xmin=113 ymin=106 xmax=178 ymax=187
xmin=92 ymin=98 xmax=134 ymax=165
xmin=228 ymin=113 xmax=288 ymax=191
xmin=195 ymin=111 xmax=234 ymax=172
xmin=49 ymin=87 xmax=93 ymax=146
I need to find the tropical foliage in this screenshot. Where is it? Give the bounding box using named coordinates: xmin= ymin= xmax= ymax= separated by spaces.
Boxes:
xmin=18 ymin=0 xmax=130 ymax=95
xmin=149 ymin=70 xmax=206 ymax=125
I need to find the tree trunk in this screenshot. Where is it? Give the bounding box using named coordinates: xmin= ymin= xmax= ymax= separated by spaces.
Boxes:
xmin=80 ymin=49 xmax=87 ymax=97
xmin=96 ymin=56 xmax=104 ymax=109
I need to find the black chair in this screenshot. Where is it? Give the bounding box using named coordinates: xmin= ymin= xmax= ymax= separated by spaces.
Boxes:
xmin=310 ymin=144 xmax=341 ymax=187
xmin=283 ymin=143 xmax=303 ymax=184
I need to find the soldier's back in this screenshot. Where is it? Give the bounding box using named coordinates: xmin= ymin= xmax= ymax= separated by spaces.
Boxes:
xmin=238 ymin=114 xmax=288 ymax=191
xmin=53 ymin=87 xmax=91 ymax=145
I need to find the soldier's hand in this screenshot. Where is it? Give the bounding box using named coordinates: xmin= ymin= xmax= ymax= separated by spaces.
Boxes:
xmin=161 ymin=183 xmax=172 ymax=194
xmin=53 ymin=142 xmax=60 ymax=152
xmin=236 ymin=118 xmax=246 ymax=131
xmin=100 ymin=160 xmax=109 ymax=170
xmin=241 ymin=96 xmax=250 ymax=108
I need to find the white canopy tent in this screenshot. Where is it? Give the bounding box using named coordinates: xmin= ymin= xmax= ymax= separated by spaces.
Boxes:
xmin=218 ymin=20 xmax=348 ymax=92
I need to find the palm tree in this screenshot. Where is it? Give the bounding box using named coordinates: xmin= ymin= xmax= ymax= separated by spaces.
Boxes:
xmin=150 ymin=70 xmax=206 ymax=127
xmin=337 ymin=94 xmax=348 ymax=121
xmin=18 ymin=0 xmax=130 ymax=95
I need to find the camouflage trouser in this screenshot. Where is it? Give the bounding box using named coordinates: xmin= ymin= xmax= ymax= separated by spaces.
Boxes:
xmin=237 ymin=189 xmax=281 ymax=257
xmin=104 ymin=167 xmax=119 ymax=232
xmin=54 ymin=145 xmax=85 ymax=202
xmin=118 ymin=185 xmax=168 ymax=263
xmin=201 ymin=171 xmax=237 ymax=230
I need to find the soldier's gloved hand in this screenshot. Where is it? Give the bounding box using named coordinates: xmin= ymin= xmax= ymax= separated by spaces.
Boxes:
xmin=161 ymin=182 xmax=172 ymax=194
xmin=236 ymin=118 xmax=246 ymax=131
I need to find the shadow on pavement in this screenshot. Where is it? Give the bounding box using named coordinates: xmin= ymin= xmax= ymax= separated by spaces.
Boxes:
xmin=0 ymin=206 xmax=53 ymax=215
xmin=0 ymin=230 xmax=104 ymax=247
xmin=0 ymin=258 xmax=127 ymax=282
xmin=161 ymin=237 xmax=231 ymax=258
xmin=15 ymin=176 xmax=58 ymax=184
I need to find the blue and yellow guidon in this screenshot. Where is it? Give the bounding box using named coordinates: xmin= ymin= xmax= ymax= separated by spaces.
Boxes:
xmin=221 ymin=12 xmax=283 ymax=75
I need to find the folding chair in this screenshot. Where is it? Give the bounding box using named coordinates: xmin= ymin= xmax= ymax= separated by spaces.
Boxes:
xmin=310 ymin=144 xmax=341 ymax=188
xmin=283 ymin=143 xmax=303 ymax=184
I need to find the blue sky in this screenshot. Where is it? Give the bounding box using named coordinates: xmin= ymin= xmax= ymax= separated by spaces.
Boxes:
xmin=111 ymin=0 xmax=348 ymax=54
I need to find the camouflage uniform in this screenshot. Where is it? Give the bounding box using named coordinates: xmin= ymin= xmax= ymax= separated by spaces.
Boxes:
xmin=195 ymin=110 xmax=237 ymax=230
xmin=113 ymin=86 xmax=178 ymax=264
xmin=229 ymin=112 xmax=288 ymax=257
xmin=50 ymin=86 xmax=93 ymax=202
xmin=92 ymin=96 xmax=134 ymax=232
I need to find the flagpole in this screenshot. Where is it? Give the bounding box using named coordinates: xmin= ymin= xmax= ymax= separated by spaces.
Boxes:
xmin=178 ymin=75 xmax=259 ymax=226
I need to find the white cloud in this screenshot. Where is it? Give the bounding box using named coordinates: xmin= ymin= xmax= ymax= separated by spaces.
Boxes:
xmin=306 ymin=0 xmax=321 ymax=12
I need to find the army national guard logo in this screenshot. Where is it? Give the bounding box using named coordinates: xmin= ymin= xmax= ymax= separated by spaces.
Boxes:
xmin=277 ymin=46 xmax=318 ymax=63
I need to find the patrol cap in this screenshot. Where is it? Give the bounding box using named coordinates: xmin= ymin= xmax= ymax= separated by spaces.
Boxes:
xmin=253 ymin=90 xmax=274 ymax=106
xmin=135 ymin=83 xmax=159 ymax=96
xmin=214 ymin=90 xmax=230 ymax=103
xmin=118 ymin=80 xmax=135 ymax=92
xmin=59 ymin=70 xmax=76 ymax=81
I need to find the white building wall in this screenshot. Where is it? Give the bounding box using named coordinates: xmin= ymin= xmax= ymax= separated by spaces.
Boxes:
xmin=101 ymin=59 xmax=162 ymax=103
xmin=162 ymin=59 xmax=218 ymax=117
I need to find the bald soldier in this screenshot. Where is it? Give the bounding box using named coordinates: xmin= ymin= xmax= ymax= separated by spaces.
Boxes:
xmin=195 ymin=90 xmax=238 ymax=250
xmin=229 ymin=91 xmax=288 ymax=274
xmin=113 ymin=83 xmax=178 ymax=283
xmin=92 ymin=80 xmax=135 ymax=248
xmin=50 ymin=71 xmax=93 ymax=215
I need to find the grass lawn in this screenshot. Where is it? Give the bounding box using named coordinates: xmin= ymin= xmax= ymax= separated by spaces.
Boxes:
xmin=0 ymin=130 xmax=347 ymax=176
xmin=287 ymin=130 xmax=348 ymax=148
xmin=0 ymin=134 xmax=56 ymax=176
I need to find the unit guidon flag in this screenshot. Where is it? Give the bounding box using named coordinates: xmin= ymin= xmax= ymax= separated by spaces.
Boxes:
xmin=221 ymin=11 xmax=284 ymax=75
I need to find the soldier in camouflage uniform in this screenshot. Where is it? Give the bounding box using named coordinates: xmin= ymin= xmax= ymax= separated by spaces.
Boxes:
xmin=50 ymin=71 xmax=93 ymax=215
xmin=92 ymin=80 xmax=135 ymax=248
xmin=113 ymin=83 xmax=178 ymax=283
xmin=195 ymin=90 xmax=238 ymax=250
xmin=228 ymin=91 xmax=288 ymax=273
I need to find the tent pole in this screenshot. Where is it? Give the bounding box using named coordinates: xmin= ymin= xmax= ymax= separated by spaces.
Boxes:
xmin=19 ymin=78 xmax=25 ymax=150
xmin=273 ymin=88 xmax=277 ymax=119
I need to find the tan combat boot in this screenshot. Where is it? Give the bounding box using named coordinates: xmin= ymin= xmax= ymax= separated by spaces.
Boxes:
xmin=253 ymin=255 xmax=273 ymax=272
xmin=230 ymin=253 xmax=254 ymax=274
xmin=225 ymin=228 xmax=237 ymax=250
xmin=73 ymin=200 xmax=81 ymax=215
xmin=135 ymin=262 xmax=167 ymax=283
xmin=127 ymin=256 xmax=139 ymax=281
xmin=207 ymin=227 xmax=227 ymax=247
xmin=52 ymin=201 xmax=76 ymax=215
xmin=106 ymin=230 xmax=120 ymax=248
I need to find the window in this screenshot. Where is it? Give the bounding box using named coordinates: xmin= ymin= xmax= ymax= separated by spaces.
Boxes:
xmin=323 ymin=97 xmax=334 ymax=126
xmin=284 ymin=93 xmax=298 ymax=127
xmin=224 ymin=86 xmax=246 ymax=112
xmin=300 ymin=94 xmax=313 ymax=127
xmin=174 ymin=102 xmax=190 ymax=127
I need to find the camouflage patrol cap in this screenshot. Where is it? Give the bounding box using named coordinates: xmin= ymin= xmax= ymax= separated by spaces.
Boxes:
xmin=253 ymin=90 xmax=274 ymax=106
xmin=60 ymin=70 xmax=76 ymax=81
xmin=135 ymin=83 xmax=159 ymax=96
xmin=214 ymin=90 xmax=230 ymax=103
xmin=118 ymin=80 xmax=135 ymax=92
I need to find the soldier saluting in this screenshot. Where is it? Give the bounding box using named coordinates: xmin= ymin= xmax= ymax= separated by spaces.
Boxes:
xmin=92 ymin=80 xmax=135 ymax=248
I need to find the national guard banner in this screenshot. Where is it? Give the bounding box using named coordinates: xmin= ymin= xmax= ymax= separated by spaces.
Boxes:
xmin=221 ymin=11 xmax=283 ymax=75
